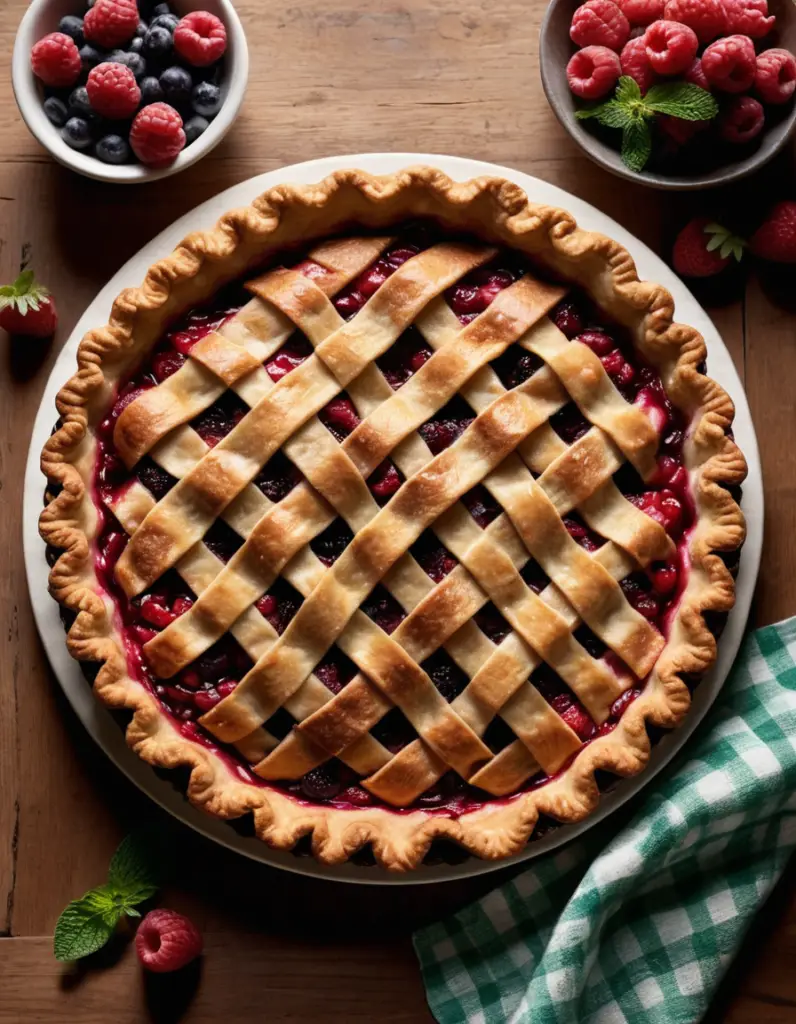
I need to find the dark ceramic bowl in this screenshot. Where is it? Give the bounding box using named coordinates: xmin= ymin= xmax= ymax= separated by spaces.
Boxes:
xmin=540 ymin=0 xmax=796 ymax=190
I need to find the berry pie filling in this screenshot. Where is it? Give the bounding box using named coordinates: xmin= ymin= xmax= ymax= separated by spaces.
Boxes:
xmin=90 ymin=230 xmax=697 ymax=817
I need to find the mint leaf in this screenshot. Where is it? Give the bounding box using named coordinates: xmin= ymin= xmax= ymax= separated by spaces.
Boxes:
xmin=107 ymin=832 xmax=161 ymax=904
xmin=645 ymin=83 xmax=718 ymax=121
xmin=621 ymin=120 xmax=653 ymax=173
xmin=615 ymin=75 xmax=642 ymax=105
xmin=53 ymin=887 xmax=123 ymax=962
xmin=594 ymin=100 xmax=635 ymax=129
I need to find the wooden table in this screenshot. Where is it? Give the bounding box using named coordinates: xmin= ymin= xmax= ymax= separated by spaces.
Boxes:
xmin=1 ymin=1 xmax=794 ymax=1020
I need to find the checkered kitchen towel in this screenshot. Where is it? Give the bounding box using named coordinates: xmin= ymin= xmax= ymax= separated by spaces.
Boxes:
xmin=414 ymin=618 xmax=796 ymax=1024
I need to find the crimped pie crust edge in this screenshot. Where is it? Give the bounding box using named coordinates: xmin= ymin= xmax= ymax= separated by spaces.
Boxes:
xmin=39 ymin=167 xmax=747 ymax=872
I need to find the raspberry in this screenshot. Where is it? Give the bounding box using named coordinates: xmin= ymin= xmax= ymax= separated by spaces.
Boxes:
xmin=722 ymin=0 xmax=775 ymax=39
xmin=136 ymin=909 xmax=203 ymax=973
xmin=129 ymin=102 xmax=186 ymax=167
xmin=567 ymin=46 xmax=622 ymax=99
xmin=173 ymin=11 xmax=227 ymax=67
xmin=30 ymin=33 xmax=81 ymax=88
xmin=755 ymin=49 xmax=796 ymax=105
xmin=620 ymin=36 xmax=656 ymax=92
xmin=658 ymin=114 xmax=709 ymax=147
xmin=570 ymin=1 xmax=631 ymax=51
xmin=663 ymin=0 xmax=726 ymax=43
xmin=719 ymin=95 xmax=765 ymax=143
xmin=616 ymin=0 xmax=665 ymax=26
xmin=644 ymin=20 xmax=698 ymax=76
xmin=702 ymin=35 xmax=758 ymax=93
xmin=83 ymin=0 xmax=139 ymax=49
xmin=684 ymin=57 xmax=710 ymax=90
xmin=86 ymin=62 xmax=141 ymax=119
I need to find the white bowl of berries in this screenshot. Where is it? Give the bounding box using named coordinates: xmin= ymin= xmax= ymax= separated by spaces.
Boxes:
xmin=540 ymin=0 xmax=796 ymax=189
xmin=12 ymin=0 xmax=248 ymax=183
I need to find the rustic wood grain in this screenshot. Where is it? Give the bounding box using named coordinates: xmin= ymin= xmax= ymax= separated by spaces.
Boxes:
xmin=0 ymin=0 xmax=794 ymax=1020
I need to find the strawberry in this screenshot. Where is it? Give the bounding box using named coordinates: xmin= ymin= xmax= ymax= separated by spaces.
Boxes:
xmin=749 ymin=201 xmax=796 ymax=264
xmin=672 ymin=218 xmax=745 ymax=278
xmin=0 ymin=270 xmax=58 ymax=337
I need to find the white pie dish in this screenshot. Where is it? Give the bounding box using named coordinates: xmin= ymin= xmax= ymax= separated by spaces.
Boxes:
xmin=23 ymin=153 xmax=763 ymax=884
xmin=11 ymin=0 xmax=249 ymax=184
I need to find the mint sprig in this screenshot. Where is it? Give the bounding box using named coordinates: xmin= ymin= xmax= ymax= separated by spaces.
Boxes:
xmin=576 ymin=77 xmax=719 ymax=173
xmin=53 ymin=832 xmax=165 ymax=962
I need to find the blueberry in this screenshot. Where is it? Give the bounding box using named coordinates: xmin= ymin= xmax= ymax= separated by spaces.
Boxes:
xmin=109 ymin=49 xmax=147 ymax=79
xmin=151 ymin=13 xmax=179 ymax=33
xmin=79 ymin=44 xmax=104 ymax=74
xmin=43 ymin=96 xmax=69 ymax=127
xmin=62 ymin=117 xmax=92 ymax=151
xmin=68 ymin=86 xmax=93 ymax=119
xmin=135 ymin=20 xmax=148 ymax=38
xmin=58 ymin=15 xmax=84 ymax=47
xmin=159 ymin=65 xmax=192 ymax=107
xmin=191 ymin=81 xmax=221 ymax=118
xmin=95 ymin=133 xmax=131 ymax=164
xmin=143 ymin=25 xmax=173 ymax=59
xmin=152 ymin=2 xmax=173 ymax=15
xmin=140 ymin=75 xmax=164 ymax=105
xmin=183 ymin=115 xmax=208 ymax=145
xmin=129 ymin=35 xmax=144 ymax=53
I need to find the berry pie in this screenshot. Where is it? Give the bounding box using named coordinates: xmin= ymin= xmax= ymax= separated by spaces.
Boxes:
xmin=40 ymin=169 xmax=746 ymax=870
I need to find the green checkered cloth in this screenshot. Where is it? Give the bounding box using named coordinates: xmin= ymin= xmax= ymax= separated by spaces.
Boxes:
xmin=414 ymin=618 xmax=796 ymax=1024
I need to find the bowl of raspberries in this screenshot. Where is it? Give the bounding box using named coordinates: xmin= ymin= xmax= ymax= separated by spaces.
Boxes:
xmin=13 ymin=0 xmax=248 ymax=182
xmin=540 ymin=0 xmax=796 ymax=189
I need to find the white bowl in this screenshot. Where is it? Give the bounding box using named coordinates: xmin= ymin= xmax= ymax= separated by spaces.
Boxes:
xmin=12 ymin=0 xmax=249 ymax=184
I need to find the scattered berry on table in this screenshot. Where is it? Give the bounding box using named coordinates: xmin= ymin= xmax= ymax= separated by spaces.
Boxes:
xmin=722 ymin=0 xmax=775 ymax=39
xmin=184 ymin=115 xmax=209 ymax=145
xmin=702 ymin=34 xmax=758 ymax=93
xmin=672 ymin=218 xmax=745 ymax=278
xmin=662 ymin=0 xmax=726 ymax=44
xmin=620 ymin=36 xmax=656 ymax=92
xmin=87 ymin=62 xmax=141 ymax=119
xmin=58 ymin=15 xmax=85 ymax=47
xmin=644 ymin=20 xmax=698 ymax=76
xmin=95 ymin=132 xmax=131 ymax=163
xmin=615 ymin=0 xmax=665 ymax=27
xmin=31 ymin=32 xmax=82 ymax=88
xmin=755 ymin=49 xmax=796 ymax=106
xmin=718 ymin=94 xmax=765 ymax=143
xmin=683 ymin=57 xmax=709 ymax=90
xmin=749 ymin=202 xmax=796 ymax=264
xmin=68 ymin=84 xmax=93 ymax=118
xmin=0 ymin=270 xmax=58 ymax=338
xmin=191 ymin=80 xmax=222 ymax=117
xmin=143 ymin=24 xmax=173 ymax=59
xmin=135 ymin=909 xmax=203 ymax=974
xmin=62 ymin=115 xmax=93 ymax=150
xmin=83 ymin=0 xmax=139 ymax=49
xmin=129 ymin=101 xmax=185 ymax=165
xmin=174 ymin=11 xmax=227 ymax=66
xmin=140 ymin=75 xmax=164 ymax=104
xmin=571 ymin=0 xmax=631 ymax=51
xmin=43 ymin=96 xmax=69 ymax=127
xmin=159 ymin=65 xmax=193 ymax=107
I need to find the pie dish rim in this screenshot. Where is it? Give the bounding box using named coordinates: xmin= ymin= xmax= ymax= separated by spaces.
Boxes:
xmin=39 ymin=166 xmax=747 ymax=872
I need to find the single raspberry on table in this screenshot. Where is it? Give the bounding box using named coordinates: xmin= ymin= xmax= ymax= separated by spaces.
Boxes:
xmin=87 ymin=62 xmax=141 ymax=119
xmin=644 ymin=20 xmax=698 ymax=76
xmin=663 ymin=0 xmax=726 ymax=43
xmin=570 ymin=0 xmax=631 ymax=51
xmin=750 ymin=202 xmax=796 ymax=263
xmin=755 ymin=49 xmax=796 ymax=105
xmin=722 ymin=0 xmax=776 ymax=39
xmin=174 ymin=11 xmax=227 ymax=66
xmin=567 ymin=46 xmax=622 ymax=99
xmin=83 ymin=0 xmax=139 ymax=49
xmin=684 ymin=57 xmax=710 ymax=90
xmin=135 ymin=909 xmax=203 ymax=973
xmin=702 ymin=35 xmax=758 ymax=93
xmin=620 ymin=36 xmax=656 ymax=93
xmin=129 ymin=102 xmax=186 ymax=166
xmin=615 ymin=0 xmax=665 ymax=27
xmin=719 ymin=95 xmax=765 ymax=143
xmin=30 ymin=32 xmax=81 ymax=88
